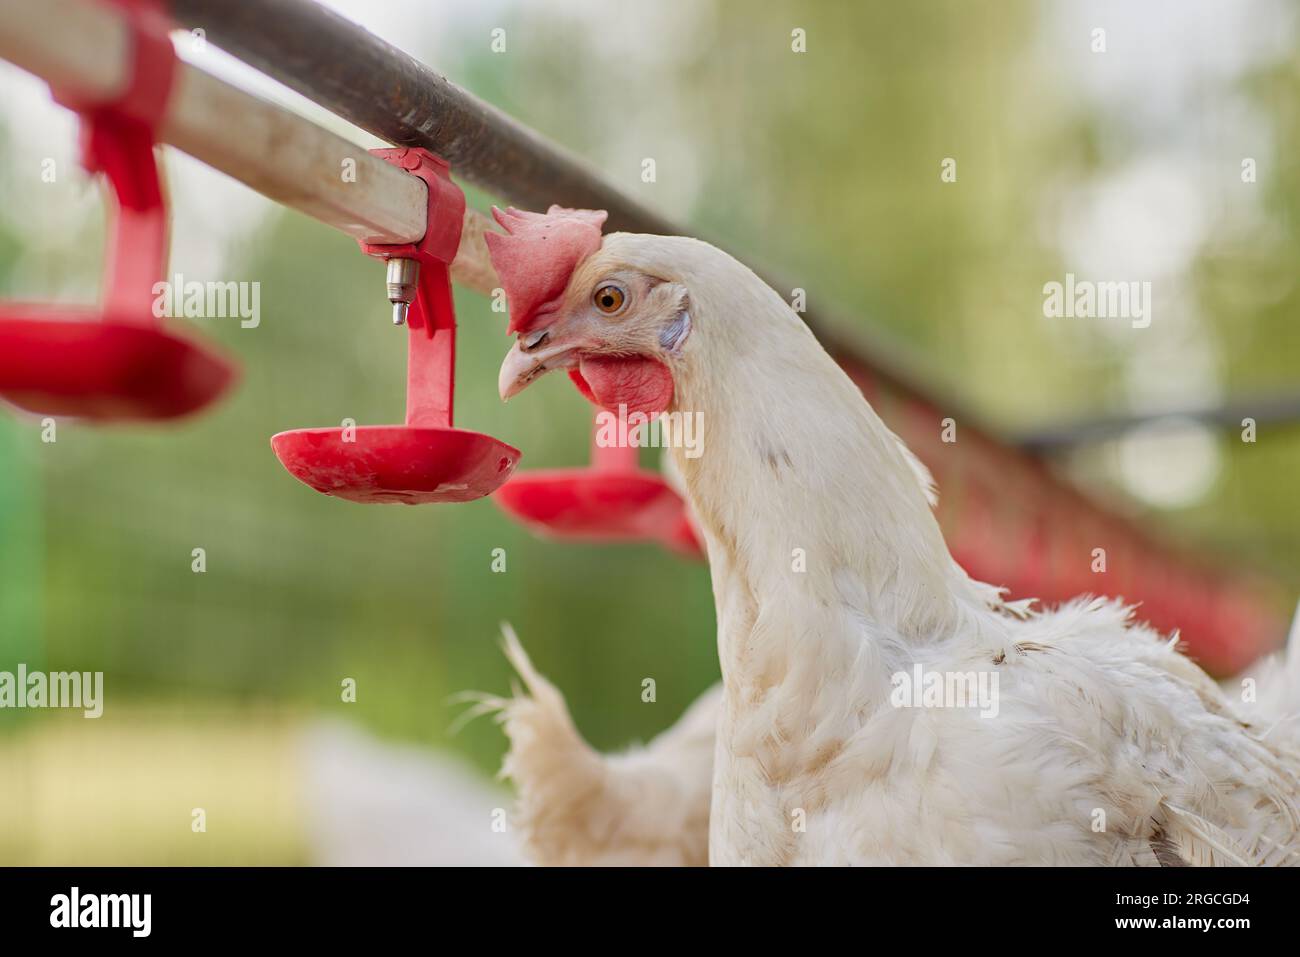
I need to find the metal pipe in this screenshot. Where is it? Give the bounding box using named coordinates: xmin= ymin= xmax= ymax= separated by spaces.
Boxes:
xmin=0 ymin=0 xmax=428 ymax=246
xmin=1015 ymin=394 xmax=1300 ymax=452
xmin=170 ymin=0 xmax=679 ymax=236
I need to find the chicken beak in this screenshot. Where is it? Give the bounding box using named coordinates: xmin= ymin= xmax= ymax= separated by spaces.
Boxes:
xmin=498 ymin=338 xmax=581 ymax=401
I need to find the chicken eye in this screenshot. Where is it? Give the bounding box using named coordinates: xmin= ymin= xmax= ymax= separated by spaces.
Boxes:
xmin=593 ymin=283 xmax=627 ymax=315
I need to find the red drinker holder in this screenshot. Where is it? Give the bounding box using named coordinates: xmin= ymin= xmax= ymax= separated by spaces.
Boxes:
xmin=0 ymin=0 xmax=236 ymax=421
xmin=494 ymin=412 xmax=703 ymax=557
xmin=270 ymin=149 xmax=520 ymax=504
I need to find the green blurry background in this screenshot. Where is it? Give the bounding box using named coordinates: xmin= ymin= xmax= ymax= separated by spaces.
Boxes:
xmin=1 ymin=0 xmax=1298 ymax=863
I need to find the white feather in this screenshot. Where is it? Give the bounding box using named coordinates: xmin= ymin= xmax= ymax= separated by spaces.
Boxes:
xmin=483 ymin=624 xmax=718 ymax=866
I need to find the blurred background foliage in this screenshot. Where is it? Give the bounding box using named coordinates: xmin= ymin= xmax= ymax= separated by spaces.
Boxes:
xmin=1 ymin=0 xmax=1297 ymax=862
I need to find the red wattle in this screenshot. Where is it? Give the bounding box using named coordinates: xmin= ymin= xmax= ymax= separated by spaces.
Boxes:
xmin=569 ymin=356 xmax=674 ymax=417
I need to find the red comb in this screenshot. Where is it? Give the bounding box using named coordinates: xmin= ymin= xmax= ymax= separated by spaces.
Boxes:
xmin=484 ymin=205 xmax=608 ymax=334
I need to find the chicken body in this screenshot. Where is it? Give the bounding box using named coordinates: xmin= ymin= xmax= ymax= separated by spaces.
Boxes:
xmin=491 ymin=224 xmax=1300 ymax=866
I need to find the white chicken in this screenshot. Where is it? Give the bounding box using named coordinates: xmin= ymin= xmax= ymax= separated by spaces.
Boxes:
xmin=484 ymin=207 xmax=1300 ymax=866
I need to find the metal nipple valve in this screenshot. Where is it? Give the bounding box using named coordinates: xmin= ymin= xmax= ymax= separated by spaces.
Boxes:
xmin=386 ymin=257 xmax=420 ymax=325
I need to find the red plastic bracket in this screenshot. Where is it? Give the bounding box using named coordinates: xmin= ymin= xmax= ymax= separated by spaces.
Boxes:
xmin=53 ymin=0 xmax=177 ymax=126
xmin=359 ymin=149 xmax=465 ymax=429
xmin=63 ymin=0 xmax=177 ymax=323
